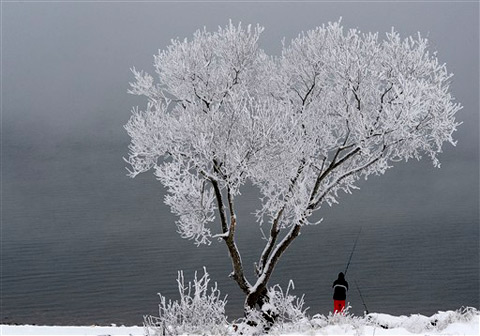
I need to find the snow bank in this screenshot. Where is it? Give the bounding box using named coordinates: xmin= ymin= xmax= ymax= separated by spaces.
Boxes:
xmin=304 ymin=308 xmax=479 ymax=336
xmin=0 ymin=325 xmax=143 ymax=336
xmin=1 ymin=309 xmax=478 ymax=336
xmin=365 ymin=308 xmax=479 ymax=335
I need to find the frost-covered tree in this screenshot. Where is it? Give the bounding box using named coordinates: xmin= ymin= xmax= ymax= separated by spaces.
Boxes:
xmin=125 ymin=21 xmax=461 ymax=313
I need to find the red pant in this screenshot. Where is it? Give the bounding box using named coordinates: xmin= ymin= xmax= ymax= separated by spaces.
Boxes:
xmin=333 ymin=300 xmax=345 ymax=314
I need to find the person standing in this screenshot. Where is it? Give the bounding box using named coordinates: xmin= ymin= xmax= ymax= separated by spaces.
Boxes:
xmin=332 ymin=272 xmax=349 ymax=313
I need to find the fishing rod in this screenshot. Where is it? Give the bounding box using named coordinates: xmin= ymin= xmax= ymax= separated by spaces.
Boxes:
xmin=355 ymin=280 xmax=369 ymax=314
xmin=344 ymin=227 xmax=362 ymax=276
xmin=341 ymin=228 xmax=369 ymax=314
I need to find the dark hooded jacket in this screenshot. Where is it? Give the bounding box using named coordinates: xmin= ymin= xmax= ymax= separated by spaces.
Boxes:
xmin=332 ymin=272 xmax=349 ymax=300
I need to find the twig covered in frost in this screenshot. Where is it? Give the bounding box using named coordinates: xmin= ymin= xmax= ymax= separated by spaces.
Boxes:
xmin=144 ymin=267 xmax=228 ymax=336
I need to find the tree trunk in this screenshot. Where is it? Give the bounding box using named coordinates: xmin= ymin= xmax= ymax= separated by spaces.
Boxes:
xmin=240 ymin=223 xmax=302 ymax=332
xmin=245 ymin=285 xmax=267 ymax=309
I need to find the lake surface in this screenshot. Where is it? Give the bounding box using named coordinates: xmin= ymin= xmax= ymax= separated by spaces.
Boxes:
xmin=2 ymin=0 xmax=479 ymax=328
xmin=2 ymin=142 xmax=479 ymax=326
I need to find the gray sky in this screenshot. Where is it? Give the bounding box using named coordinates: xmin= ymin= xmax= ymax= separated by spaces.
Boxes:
xmin=2 ymin=0 xmax=479 ymax=323
xmin=3 ymin=1 xmax=478 ymax=151
xmin=3 ymin=0 xmax=478 ymax=222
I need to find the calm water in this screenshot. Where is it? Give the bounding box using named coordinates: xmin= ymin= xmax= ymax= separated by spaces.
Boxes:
xmin=2 ymin=143 xmax=479 ymax=326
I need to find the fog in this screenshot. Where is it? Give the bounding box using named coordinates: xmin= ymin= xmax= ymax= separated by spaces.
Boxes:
xmin=2 ymin=0 xmax=478 ymax=325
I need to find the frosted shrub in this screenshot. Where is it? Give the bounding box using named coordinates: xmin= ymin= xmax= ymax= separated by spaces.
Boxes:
xmin=144 ymin=268 xmax=228 ymax=336
xmin=267 ymin=281 xmax=309 ymax=329
xmin=234 ymin=307 xmax=266 ymax=336
xmin=235 ymin=281 xmax=309 ymax=334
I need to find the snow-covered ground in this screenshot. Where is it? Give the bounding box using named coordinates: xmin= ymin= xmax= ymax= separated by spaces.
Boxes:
xmin=1 ymin=310 xmax=479 ymax=336
xmin=0 ymin=325 xmax=142 ymax=336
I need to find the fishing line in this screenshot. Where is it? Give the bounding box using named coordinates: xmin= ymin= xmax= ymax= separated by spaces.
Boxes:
xmin=344 ymin=227 xmax=362 ymax=276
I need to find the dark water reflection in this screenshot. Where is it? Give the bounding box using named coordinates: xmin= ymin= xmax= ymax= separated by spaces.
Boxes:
xmin=2 ymin=143 xmax=479 ymax=326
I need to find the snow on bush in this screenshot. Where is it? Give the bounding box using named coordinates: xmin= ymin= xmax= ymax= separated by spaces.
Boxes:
xmin=144 ymin=268 xmax=228 ymax=336
xmin=267 ymin=280 xmax=309 ymax=324
xmin=143 ymin=268 xmax=478 ymax=336
xmin=234 ymin=280 xmax=310 ymax=335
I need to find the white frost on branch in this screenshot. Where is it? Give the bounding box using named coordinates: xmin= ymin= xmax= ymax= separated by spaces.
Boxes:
xmin=125 ymin=20 xmax=461 ymax=249
xmin=156 ymin=160 xmax=217 ymax=246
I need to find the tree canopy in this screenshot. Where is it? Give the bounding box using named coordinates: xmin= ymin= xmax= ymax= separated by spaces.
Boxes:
xmin=124 ymin=21 xmax=460 ymax=308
